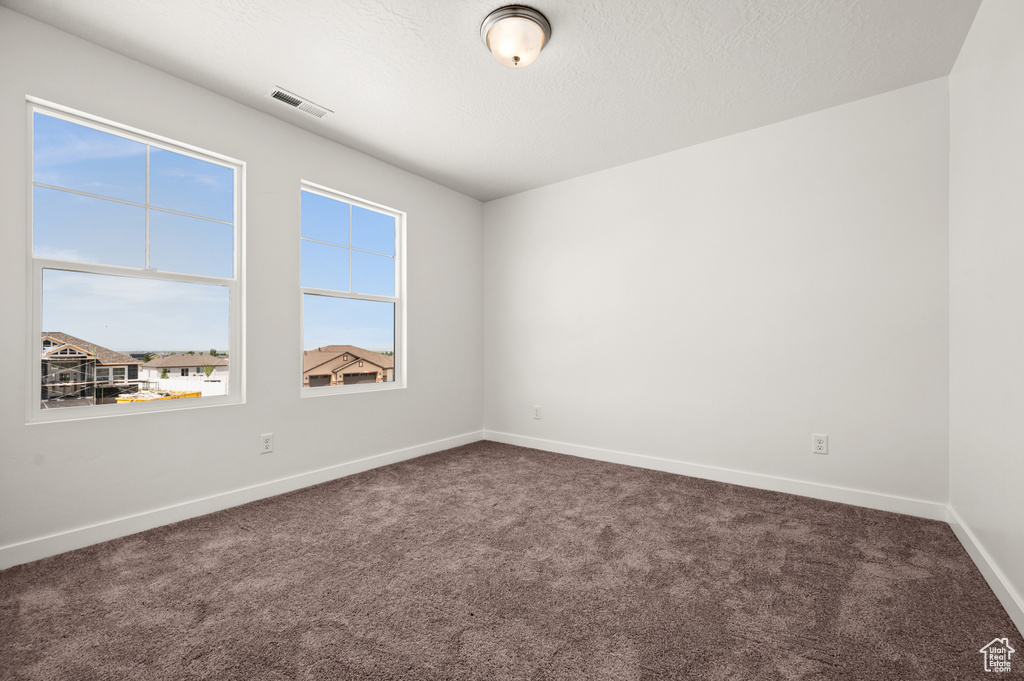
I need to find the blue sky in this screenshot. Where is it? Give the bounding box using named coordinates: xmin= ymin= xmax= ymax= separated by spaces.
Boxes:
xmin=300 ymin=190 xmax=396 ymax=296
xmin=42 ymin=269 xmax=230 ymax=351
xmin=303 ymin=295 xmax=395 ymax=352
xmin=34 ymin=112 xmax=396 ymax=355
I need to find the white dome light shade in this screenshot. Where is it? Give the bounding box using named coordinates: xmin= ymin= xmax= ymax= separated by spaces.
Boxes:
xmin=481 ymin=6 xmax=551 ymax=69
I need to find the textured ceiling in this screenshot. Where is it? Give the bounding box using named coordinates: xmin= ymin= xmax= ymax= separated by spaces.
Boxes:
xmin=0 ymin=0 xmax=981 ymax=201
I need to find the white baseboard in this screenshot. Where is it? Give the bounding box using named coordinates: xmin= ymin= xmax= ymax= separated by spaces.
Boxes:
xmin=483 ymin=430 xmax=949 ymax=521
xmin=0 ymin=430 xmax=484 ymax=570
xmin=947 ymin=506 xmax=1024 ymax=635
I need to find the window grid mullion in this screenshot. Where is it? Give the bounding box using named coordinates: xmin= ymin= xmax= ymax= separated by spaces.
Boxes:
xmin=36 ymin=257 xmax=235 ymax=287
xmin=348 ymin=203 xmax=353 ymax=292
xmin=299 ymin=236 xmax=394 ymax=259
xmin=300 ymin=286 xmax=397 ymax=305
xmin=145 ymin=145 xmax=151 ymax=269
xmin=31 ymin=184 xmax=235 ymax=226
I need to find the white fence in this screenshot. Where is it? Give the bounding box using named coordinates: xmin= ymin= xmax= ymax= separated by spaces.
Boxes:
xmin=147 ymin=377 xmax=227 ymax=397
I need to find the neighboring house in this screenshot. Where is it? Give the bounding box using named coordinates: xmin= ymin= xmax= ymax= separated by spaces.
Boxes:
xmin=303 ymin=345 xmax=394 ymax=387
xmin=41 ymin=332 xmax=142 ymax=406
xmin=141 ymin=354 xmax=229 ymax=397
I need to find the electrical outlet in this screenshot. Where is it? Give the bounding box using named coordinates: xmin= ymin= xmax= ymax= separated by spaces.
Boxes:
xmin=812 ymin=433 xmax=828 ymax=455
xmin=533 ymin=405 xmax=541 ymax=420
xmin=260 ymin=433 xmax=274 ymax=454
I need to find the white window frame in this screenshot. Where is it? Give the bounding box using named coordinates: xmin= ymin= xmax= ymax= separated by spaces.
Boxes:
xmin=26 ymin=98 xmax=245 ymax=423
xmin=300 ymin=181 xmax=406 ymax=397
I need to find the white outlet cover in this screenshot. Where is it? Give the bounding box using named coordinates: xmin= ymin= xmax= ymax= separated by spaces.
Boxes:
xmin=812 ymin=434 xmax=828 ymax=454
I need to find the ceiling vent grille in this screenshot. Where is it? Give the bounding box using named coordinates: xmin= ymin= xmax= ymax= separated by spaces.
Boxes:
xmin=267 ymin=87 xmax=332 ymax=119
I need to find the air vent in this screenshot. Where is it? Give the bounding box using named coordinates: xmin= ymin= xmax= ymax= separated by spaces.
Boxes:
xmin=267 ymin=87 xmax=332 ymax=119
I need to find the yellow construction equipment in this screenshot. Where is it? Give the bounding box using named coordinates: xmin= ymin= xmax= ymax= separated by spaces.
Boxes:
xmin=116 ymin=390 xmax=202 ymax=403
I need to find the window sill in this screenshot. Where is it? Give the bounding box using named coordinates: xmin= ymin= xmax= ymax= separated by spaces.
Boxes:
xmin=27 ymin=394 xmax=244 ymax=425
xmin=300 ymin=381 xmax=406 ymax=399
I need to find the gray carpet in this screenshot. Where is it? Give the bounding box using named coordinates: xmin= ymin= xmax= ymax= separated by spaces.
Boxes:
xmin=1 ymin=441 xmax=1020 ymax=680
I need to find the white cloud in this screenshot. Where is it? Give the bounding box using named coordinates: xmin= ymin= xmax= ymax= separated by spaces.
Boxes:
xmin=158 ymin=167 xmax=223 ymax=188
xmin=42 ymin=270 xmax=229 ymax=351
xmin=34 ymin=129 xmax=145 ymax=168
xmin=33 ymin=246 xmax=84 ymax=261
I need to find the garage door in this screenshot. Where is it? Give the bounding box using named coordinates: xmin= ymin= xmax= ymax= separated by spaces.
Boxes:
xmin=343 ymin=372 xmax=377 ymax=385
xmin=308 ymin=375 xmax=331 ymax=387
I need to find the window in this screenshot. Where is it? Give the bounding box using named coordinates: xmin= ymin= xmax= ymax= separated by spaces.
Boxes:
xmin=30 ymin=100 xmax=243 ymax=419
xmin=181 ymin=368 xmax=189 ymax=377
xmin=300 ymin=182 xmax=404 ymax=394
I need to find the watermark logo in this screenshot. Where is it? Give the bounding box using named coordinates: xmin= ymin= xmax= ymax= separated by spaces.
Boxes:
xmin=980 ymin=638 xmax=1015 ymax=673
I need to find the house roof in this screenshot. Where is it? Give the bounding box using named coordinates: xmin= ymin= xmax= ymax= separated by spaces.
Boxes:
xmin=42 ymin=332 xmax=140 ymax=366
xmin=143 ymin=353 xmax=229 ymax=369
xmin=303 ymin=345 xmax=394 ymax=374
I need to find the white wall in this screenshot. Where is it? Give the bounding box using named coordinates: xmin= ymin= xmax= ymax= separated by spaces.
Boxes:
xmin=949 ymin=0 xmax=1024 ymax=627
xmin=0 ymin=8 xmax=483 ymax=563
xmin=484 ymin=79 xmax=950 ymax=508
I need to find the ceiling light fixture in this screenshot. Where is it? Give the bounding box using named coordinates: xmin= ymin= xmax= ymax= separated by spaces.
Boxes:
xmin=480 ymin=5 xmax=551 ymax=69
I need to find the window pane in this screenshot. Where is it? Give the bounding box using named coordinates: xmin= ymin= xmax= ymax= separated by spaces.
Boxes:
xmin=301 ymin=191 xmax=349 ymax=245
xmin=33 ymin=112 xmax=146 ymax=203
xmin=42 ymin=269 xmax=229 ymax=409
xmin=351 ymin=250 xmax=395 ymax=297
xmin=352 ymin=205 xmax=395 ymax=256
xmin=150 ymin=210 xmax=234 ymax=278
xmin=301 ymin=240 xmax=349 ymax=291
xmin=43 ymin=269 xmax=229 ymax=351
xmin=303 ymin=295 xmax=394 ymax=352
xmin=33 ymin=186 xmax=145 ymax=267
xmin=150 ymin=148 xmax=234 ymax=222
